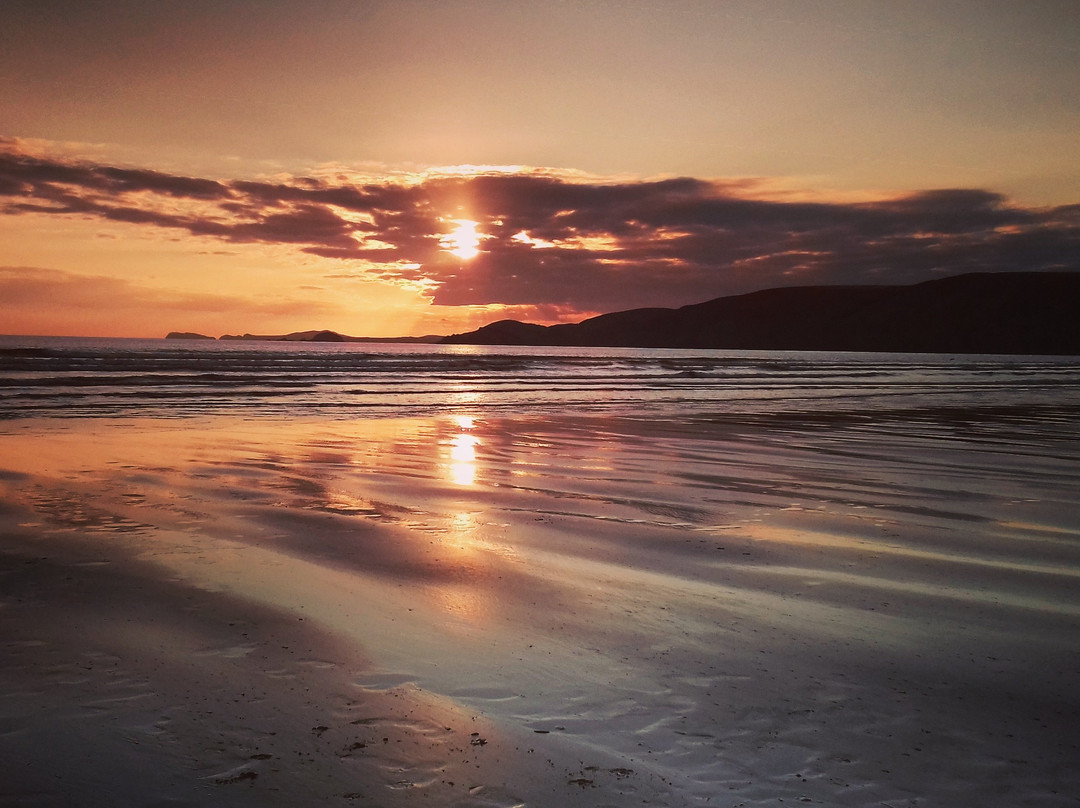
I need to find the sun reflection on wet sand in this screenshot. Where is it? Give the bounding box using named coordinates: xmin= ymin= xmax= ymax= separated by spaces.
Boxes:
xmin=446 ymin=415 xmax=481 ymax=486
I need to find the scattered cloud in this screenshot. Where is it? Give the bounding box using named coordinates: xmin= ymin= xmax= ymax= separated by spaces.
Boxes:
xmin=2 ymin=138 xmax=1078 ymax=321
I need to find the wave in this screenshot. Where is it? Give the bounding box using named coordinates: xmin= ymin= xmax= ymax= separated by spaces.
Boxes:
xmin=1 ymin=336 xmax=1079 ymax=423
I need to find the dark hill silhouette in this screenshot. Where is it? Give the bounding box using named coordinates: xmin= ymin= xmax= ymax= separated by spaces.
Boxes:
xmin=443 ymin=272 xmax=1080 ymax=355
xmin=219 ymin=329 xmax=346 ymax=342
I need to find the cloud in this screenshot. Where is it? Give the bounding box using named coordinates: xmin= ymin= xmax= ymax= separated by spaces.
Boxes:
xmin=0 ymin=142 xmax=231 ymax=202
xmin=2 ymin=138 xmax=1078 ymax=319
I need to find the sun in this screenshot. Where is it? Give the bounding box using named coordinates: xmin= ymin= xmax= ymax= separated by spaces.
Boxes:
xmin=441 ymin=219 xmax=482 ymax=260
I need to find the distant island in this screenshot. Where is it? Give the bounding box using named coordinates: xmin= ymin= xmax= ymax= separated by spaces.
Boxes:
xmin=442 ymin=272 xmax=1080 ymax=356
xmin=165 ymin=332 xmax=216 ymax=340
xmin=168 ymin=272 xmax=1079 ymax=355
xmin=166 ymin=329 xmax=443 ymax=343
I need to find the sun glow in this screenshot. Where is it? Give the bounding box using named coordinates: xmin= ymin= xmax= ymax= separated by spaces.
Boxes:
xmin=441 ymin=219 xmax=482 ymax=260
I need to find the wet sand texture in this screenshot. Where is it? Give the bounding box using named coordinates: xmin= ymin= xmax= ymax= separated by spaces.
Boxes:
xmin=2 ymin=413 xmax=1078 ymax=806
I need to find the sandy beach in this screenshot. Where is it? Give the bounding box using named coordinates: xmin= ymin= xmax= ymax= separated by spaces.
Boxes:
xmin=2 ymin=411 xmax=1078 ymax=807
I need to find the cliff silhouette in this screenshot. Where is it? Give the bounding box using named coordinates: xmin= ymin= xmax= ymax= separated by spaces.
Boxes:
xmin=442 ymin=272 xmax=1080 ymax=355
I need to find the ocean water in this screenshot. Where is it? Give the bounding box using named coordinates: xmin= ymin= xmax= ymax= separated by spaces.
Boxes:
xmin=3 ymin=335 xmax=1079 ymax=425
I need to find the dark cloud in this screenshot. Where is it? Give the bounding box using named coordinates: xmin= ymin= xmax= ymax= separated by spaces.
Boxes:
xmin=229 ymin=204 xmax=359 ymax=248
xmin=2 ymin=140 xmax=1078 ymax=318
xmin=0 ymin=147 xmax=231 ymax=201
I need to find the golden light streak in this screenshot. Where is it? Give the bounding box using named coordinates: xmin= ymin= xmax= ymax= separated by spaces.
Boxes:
xmin=511 ymin=230 xmax=555 ymax=248
xmin=440 ymin=219 xmax=482 ymax=260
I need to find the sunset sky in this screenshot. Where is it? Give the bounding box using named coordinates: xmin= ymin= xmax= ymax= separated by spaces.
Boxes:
xmin=2 ymin=0 xmax=1078 ymax=338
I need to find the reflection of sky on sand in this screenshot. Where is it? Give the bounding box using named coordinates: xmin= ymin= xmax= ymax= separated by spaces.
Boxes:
xmin=430 ymin=512 xmax=492 ymax=623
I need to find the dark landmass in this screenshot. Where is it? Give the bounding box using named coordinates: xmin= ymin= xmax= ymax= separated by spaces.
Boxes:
xmin=218 ymin=330 xmax=349 ymax=342
xmin=164 ymin=331 xmax=215 ymax=340
xmin=166 ymin=330 xmax=443 ymax=343
xmin=442 ymin=272 xmax=1080 ymax=355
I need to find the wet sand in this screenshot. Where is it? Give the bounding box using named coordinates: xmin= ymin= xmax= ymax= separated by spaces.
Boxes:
xmin=1 ymin=413 xmax=1078 ymax=806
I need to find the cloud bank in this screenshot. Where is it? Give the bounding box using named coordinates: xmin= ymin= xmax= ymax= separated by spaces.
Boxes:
xmin=3 ymin=138 xmax=1078 ymax=319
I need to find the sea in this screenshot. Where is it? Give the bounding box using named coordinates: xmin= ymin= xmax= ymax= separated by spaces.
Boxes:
xmin=3 ymin=335 xmax=1080 ymax=427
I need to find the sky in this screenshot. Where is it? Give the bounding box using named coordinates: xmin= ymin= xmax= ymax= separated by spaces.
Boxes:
xmin=1 ymin=0 xmax=1078 ymax=338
